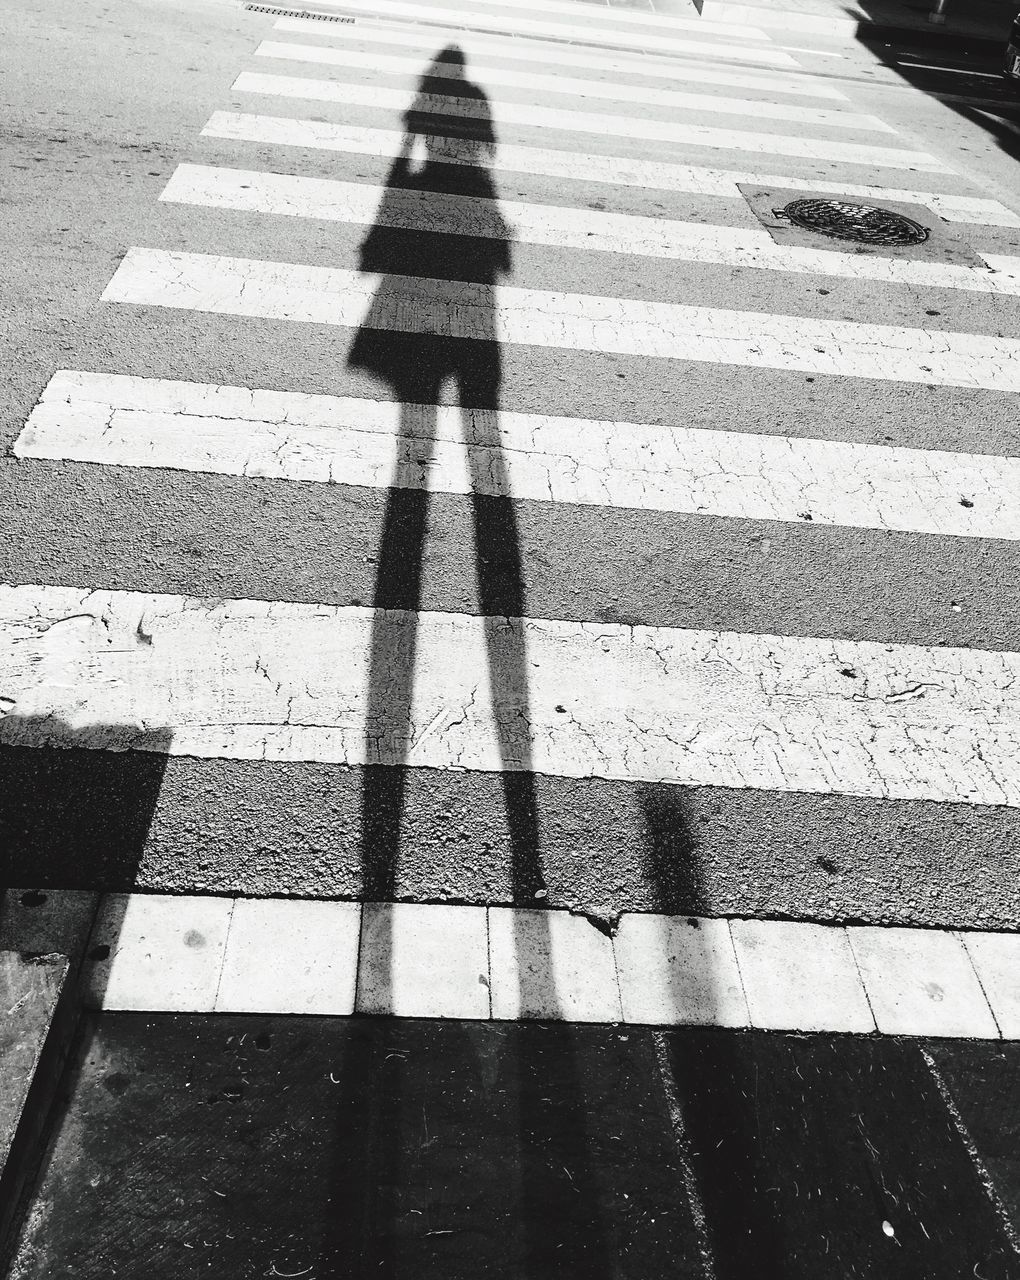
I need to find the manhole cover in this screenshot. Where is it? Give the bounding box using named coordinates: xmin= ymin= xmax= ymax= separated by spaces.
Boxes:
xmin=772 ymin=198 xmax=929 ymax=246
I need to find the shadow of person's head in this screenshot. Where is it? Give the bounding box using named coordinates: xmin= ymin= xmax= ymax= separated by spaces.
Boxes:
xmin=405 ymin=43 xmax=497 ymax=163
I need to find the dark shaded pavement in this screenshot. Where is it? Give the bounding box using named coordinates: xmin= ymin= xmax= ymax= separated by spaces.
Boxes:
xmin=9 ymin=1013 xmax=1020 ymax=1279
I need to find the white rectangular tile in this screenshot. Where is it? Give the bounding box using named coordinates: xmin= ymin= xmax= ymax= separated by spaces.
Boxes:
xmin=215 ymin=898 xmax=361 ymax=1015
xmin=84 ymin=894 xmax=233 ymax=1012
xmin=959 ymin=932 xmax=1020 ymax=1039
xmin=849 ymin=926 xmax=998 ymax=1038
xmin=356 ymin=902 xmax=489 ymax=1019
xmin=488 ymin=908 xmax=621 ymax=1022
xmin=615 ymin=913 xmax=749 ymax=1027
xmin=731 ymin=919 xmax=875 ymax=1032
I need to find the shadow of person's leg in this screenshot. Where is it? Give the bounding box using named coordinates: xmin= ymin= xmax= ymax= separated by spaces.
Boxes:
xmin=460 ymin=350 xmax=612 ymax=1277
xmin=459 ymin=349 xmax=543 ymax=905
xmin=360 ymin=397 xmax=439 ymax=901
xmin=331 ymin=394 xmax=437 ymax=1280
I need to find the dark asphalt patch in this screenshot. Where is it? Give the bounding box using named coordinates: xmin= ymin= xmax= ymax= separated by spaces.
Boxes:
xmin=2 ymin=458 xmax=1017 ymax=653
xmin=5 ymin=749 xmax=1020 ymax=931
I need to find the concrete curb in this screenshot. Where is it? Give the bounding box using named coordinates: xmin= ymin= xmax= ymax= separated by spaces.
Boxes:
xmin=0 ymin=951 xmax=69 ymax=1258
xmin=0 ymin=891 xmax=100 ymax=1269
xmin=25 ymin=887 xmax=1020 ymax=1040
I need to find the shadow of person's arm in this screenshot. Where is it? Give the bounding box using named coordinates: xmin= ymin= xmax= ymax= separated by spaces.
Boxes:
xmin=356 ymin=132 xmax=418 ymax=276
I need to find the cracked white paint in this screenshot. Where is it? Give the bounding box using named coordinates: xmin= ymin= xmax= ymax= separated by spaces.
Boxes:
xmin=232 ymin=72 xmax=941 ymax=171
xmin=270 ymin=16 xmax=849 ymax=99
xmin=270 ymin=0 xmax=794 ymax=65
xmin=162 ymin=163 xmax=1020 ymax=297
xmin=2 ymin=583 xmax=1020 ymax=807
xmin=202 ymin=111 xmax=1017 ymax=228
xmin=102 ymin=247 xmax=1020 ymax=392
xmin=18 ymin=370 xmax=1020 ymax=541
xmin=253 ymin=41 xmax=882 ymax=131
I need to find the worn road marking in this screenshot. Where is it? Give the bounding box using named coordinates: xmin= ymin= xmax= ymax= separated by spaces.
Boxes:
xmin=271 ymin=15 xmax=849 ymax=98
xmin=232 ymin=72 xmax=940 ymax=169
xmin=276 ymin=0 xmax=797 ymax=64
xmin=896 ymin=61 xmax=1003 ymax=78
xmin=20 ymin=370 xmax=1020 ymax=542
xmin=161 ymin=163 xmax=1020 ymax=295
xmin=204 ymin=112 xmax=1010 ymax=224
xmin=102 ymin=248 xmax=1020 ymax=392
xmin=3 ymin=582 xmax=1020 ymax=806
xmin=253 ymin=40 xmax=882 ymax=130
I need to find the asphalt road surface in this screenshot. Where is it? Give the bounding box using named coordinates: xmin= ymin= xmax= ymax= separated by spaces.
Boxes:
xmin=4 ymin=0 xmax=1020 ymax=928
xmin=5 ymin=1 xmax=1020 ymax=1272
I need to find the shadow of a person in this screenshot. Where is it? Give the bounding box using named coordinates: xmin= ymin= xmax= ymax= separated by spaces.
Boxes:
xmin=327 ymin=47 xmax=611 ymax=1280
xmin=349 ymin=44 xmax=541 ymax=910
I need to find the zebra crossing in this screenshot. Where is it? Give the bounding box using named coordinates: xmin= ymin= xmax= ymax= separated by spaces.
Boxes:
xmin=20 ymin=370 xmax=1020 ymax=538
xmin=5 ymin=0 xmax=1020 ymax=943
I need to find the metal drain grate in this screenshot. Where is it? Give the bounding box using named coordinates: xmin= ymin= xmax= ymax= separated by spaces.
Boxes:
xmin=243 ymin=4 xmax=356 ymax=20
xmin=773 ymin=198 xmax=929 ymax=247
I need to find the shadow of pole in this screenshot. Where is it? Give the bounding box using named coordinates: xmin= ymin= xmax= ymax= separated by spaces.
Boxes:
xmin=639 ymin=785 xmax=786 ymax=1279
xmin=321 ymin=46 xmax=610 ymax=1276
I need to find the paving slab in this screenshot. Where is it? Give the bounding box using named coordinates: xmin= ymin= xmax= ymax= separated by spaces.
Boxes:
xmin=10 ymin=1015 xmax=1019 ymax=1279
xmin=924 ymin=1041 xmax=1020 ymax=1249
xmin=730 ymin=918 xmax=874 ymax=1032
xmin=959 ymin=932 xmax=1020 ymax=1040
xmin=614 ymin=913 xmax=749 ymax=1026
xmin=488 ymin=907 xmax=622 ymax=1022
xmin=0 ymin=890 xmax=100 ymax=962
xmin=83 ymin=894 xmax=233 ymax=1012
xmin=0 ymin=951 xmax=69 ymax=1255
xmin=849 ymin=926 xmax=999 ymax=1038
xmin=215 ymin=898 xmax=361 ymax=1015
xmin=356 ymin=902 xmax=490 ymax=1019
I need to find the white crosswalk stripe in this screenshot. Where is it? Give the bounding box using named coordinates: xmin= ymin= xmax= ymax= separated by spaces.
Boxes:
xmin=19 ymin=371 xmax=1020 ymax=540
xmin=102 ymin=247 xmax=1020 ymax=391
xmin=160 ymin=162 xmax=1020 ymax=294
xmin=306 ymin=0 xmax=761 ymax=39
xmin=276 ymin=0 xmax=797 ymax=62
xmin=4 ymin=582 xmax=1019 ymax=806
xmin=231 ymin=70 xmax=946 ymax=168
xmin=8 ymin=1 xmax=1020 ymax=951
xmin=253 ymin=39 xmax=887 ymax=130
xmin=201 ymin=110 xmax=1019 ymax=226
xmin=270 ymin=15 xmax=851 ymax=97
